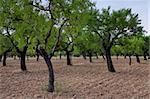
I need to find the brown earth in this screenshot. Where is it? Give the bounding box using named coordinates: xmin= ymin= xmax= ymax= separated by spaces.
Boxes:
xmin=0 ymin=56 xmax=150 ymax=99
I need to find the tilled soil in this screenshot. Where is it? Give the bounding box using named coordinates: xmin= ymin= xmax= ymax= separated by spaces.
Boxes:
xmin=0 ymin=57 xmax=149 ymax=99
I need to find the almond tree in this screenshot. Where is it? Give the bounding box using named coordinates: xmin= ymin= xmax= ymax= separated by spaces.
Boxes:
xmin=88 ymin=7 xmax=143 ymax=72
xmin=0 ymin=34 xmax=12 ymax=66
xmin=31 ymin=0 xmax=94 ymax=92
xmin=0 ymin=0 xmax=38 ymax=71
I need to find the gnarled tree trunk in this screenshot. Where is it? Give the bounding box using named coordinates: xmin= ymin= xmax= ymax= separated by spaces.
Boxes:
xmin=105 ymin=49 xmax=116 ymax=72
xmin=40 ymin=48 xmax=55 ymax=92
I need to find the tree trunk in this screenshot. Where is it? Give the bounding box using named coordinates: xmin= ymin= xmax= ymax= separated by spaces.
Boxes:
xmin=20 ymin=53 xmax=27 ymax=71
xmin=36 ymin=54 xmax=39 ymax=61
xmin=3 ymin=53 xmax=7 ymax=66
xmin=102 ymin=54 xmax=105 ymax=60
xmin=105 ymin=49 xmax=116 ymax=72
xmin=59 ymin=53 xmax=61 ymax=59
xmin=44 ymin=57 xmax=55 ymax=92
xmin=124 ymin=55 xmax=126 ymax=59
xmin=95 ymin=53 xmax=99 ymax=59
xmin=143 ymin=52 xmax=147 ymax=60
xmin=82 ymin=53 xmax=86 ymax=60
xmin=66 ymin=51 xmax=72 ymax=65
xmin=129 ymin=55 xmax=131 ymax=65
xmin=0 ymin=55 xmax=2 ymax=62
xmin=136 ymin=55 xmax=140 ymax=63
xmin=39 ymin=48 xmax=55 ymax=92
xmin=14 ymin=56 xmax=16 ymax=60
xmin=89 ymin=52 xmax=92 ymax=63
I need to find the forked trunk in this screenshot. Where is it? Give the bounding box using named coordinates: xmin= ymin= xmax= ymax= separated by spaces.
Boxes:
xmin=20 ymin=53 xmax=27 ymax=71
xmin=136 ymin=55 xmax=140 ymax=63
xmin=105 ymin=49 xmax=116 ymax=72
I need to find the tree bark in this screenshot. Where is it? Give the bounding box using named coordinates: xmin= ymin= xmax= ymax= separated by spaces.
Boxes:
xmin=3 ymin=53 xmax=7 ymax=66
xmin=44 ymin=57 xmax=54 ymax=92
xmin=20 ymin=52 xmax=27 ymax=71
xmin=66 ymin=51 xmax=72 ymax=65
xmin=59 ymin=53 xmax=61 ymax=59
xmin=136 ymin=55 xmax=140 ymax=63
xmin=36 ymin=54 xmax=39 ymax=61
xmin=39 ymin=48 xmax=55 ymax=92
xmin=82 ymin=52 xmax=86 ymax=60
xmin=129 ymin=55 xmax=131 ymax=65
xmin=89 ymin=52 xmax=92 ymax=63
xmin=124 ymin=55 xmax=126 ymax=59
xmin=2 ymin=49 xmax=12 ymax=66
xmin=0 ymin=55 xmax=2 ymax=62
xmin=143 ymin=52 xmax=147 ymax=60
xmin=105 ymin=49 xmax=116 ymax=72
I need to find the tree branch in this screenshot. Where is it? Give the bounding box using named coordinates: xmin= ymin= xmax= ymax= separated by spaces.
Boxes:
xmin=5 ymin=27 xmax=21 ymax=53
xmin=50 ymin=19 xmax=69 ymax=58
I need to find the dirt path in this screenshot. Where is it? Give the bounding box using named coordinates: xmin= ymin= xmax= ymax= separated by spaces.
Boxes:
xmin=0 ymin=57 xmax=149 ymax=99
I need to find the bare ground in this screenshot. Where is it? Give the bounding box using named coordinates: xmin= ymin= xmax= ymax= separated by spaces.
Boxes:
xmin=0 ymin=57 xmax=150 ymax=99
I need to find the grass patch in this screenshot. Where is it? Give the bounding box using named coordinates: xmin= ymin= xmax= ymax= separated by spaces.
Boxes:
xmin=41 ymin=81 xmax=62 ymax=93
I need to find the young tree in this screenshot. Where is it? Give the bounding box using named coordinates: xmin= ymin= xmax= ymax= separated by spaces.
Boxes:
xmin=0 ymin=0 xmax=38 ymax=71
xmin=88 ymin=7 xmax=143 ymax=72
xmin=75 ymin=30 xmax=100 ymax=63
xmin=31 ymin=0 xmax=94 ymax=92
xmin=0 ymin=34 xmax=12 ymax=66
xmin=111 ymin=45 xmax=123 ymax=60
xmin=142 ymin=36 xmax=150 ymax=60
